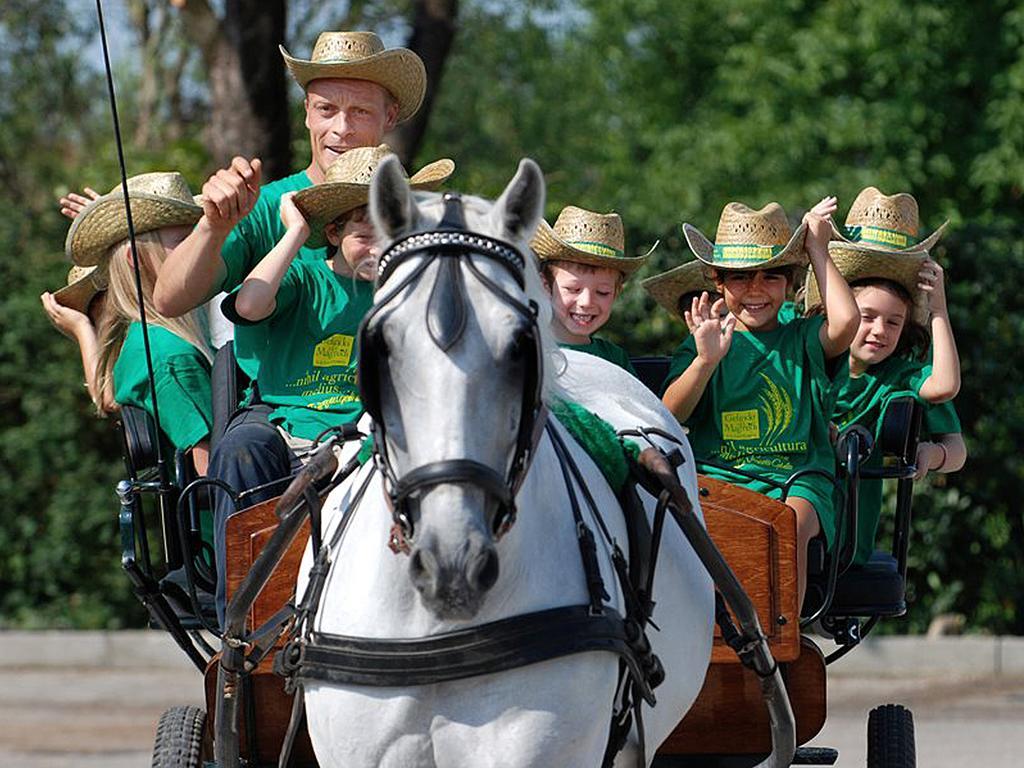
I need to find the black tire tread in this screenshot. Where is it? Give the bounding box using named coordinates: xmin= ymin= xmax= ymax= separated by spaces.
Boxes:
xmin=152 ymin=705 xmax=206 ymax=768
xmin=867 ymin=703 xmax=916 ymax=768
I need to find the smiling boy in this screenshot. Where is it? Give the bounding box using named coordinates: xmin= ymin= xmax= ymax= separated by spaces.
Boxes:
xmin=531 ymin=206 xmax=654 ymax=374
xmin=661 ymin=198 xmax=858 ymax=606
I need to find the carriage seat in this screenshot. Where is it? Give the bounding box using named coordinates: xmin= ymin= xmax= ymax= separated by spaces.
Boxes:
xmin=803 ymin=397 xmax=922 ymax=620
xmin=119 ymin=403 xmax=160 ymax=477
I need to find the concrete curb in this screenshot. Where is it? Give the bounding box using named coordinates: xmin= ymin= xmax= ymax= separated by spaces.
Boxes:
xmin=1 ymin=631 xmax=1022 ymax=676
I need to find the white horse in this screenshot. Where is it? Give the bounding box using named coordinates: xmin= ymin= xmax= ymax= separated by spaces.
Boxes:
xmin=297 ymin=158 xmax=713 ymax=768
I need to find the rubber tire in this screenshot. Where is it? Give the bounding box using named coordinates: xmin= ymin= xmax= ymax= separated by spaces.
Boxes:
xmin=152 ymin=705 xmax=207 ymax=768
xmin=867 ymin=703 xmax=916 ymax=768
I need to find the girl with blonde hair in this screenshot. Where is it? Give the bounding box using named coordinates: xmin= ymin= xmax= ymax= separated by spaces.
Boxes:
xmin=49 ymin=172 xmax=214 ymax=473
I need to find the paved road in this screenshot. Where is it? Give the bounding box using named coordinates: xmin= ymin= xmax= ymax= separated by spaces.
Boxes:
xmin=1 ymin=666 xmax=1021 ymax=766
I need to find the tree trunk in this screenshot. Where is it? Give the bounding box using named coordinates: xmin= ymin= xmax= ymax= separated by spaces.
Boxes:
xmin=176 ymin=0 xmax=292 ymax=180
xmin=387 ymin=0 xmax=459 ymax=165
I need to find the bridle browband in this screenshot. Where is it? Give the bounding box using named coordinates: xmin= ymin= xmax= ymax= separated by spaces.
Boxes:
xmin=357 ymin=193 xmax=548 ymax=552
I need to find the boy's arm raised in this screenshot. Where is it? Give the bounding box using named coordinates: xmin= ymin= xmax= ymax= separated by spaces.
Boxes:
xmin=153 ymin=157 xmax=262 ymax=317
xmin=662 ymin=293 xmax=735 ymax=421
xmin=917 ymin=258 xmax=960 ymax=402
xmin=805 ymin=198 xmax=858 ymax=359
xmin=232 ymin=192 xmax=309 ymax=322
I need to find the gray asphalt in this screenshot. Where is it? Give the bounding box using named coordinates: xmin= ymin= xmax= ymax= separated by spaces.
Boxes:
xmin=0 ymin=666 xmax=1021 ymax=767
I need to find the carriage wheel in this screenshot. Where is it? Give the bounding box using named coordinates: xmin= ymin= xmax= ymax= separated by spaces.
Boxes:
xmin=152 ymin=705 xmax=209 ymax=768
xmin=867 ymin=703 xmax=915 ymax=768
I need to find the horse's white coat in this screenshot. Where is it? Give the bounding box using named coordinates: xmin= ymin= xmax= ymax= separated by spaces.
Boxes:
xmin=298 ymin=163 xmax=712 ymax=768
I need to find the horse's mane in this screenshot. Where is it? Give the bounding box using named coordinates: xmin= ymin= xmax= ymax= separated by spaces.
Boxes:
xmin=401 ymin=191 xmax=568 ymax=405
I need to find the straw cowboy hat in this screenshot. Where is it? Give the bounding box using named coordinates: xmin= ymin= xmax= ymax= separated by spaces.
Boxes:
xmin=805 ymin=247 xmax=930 ymax=325
xmin=293 ymin=144 xmax=454 ymax=249
xmin=683 ymin=202 xmax=808 ymax=271
xmin=280 ymin=31 xmax=426 ymax=122
xmin=829 ymin=186 xmax=947 ymax=255
xmin=66 ymin=172 xmax=202 ymax=267
xmin=53 ymin=264 xmax=109 ymax=314
xmin=806 ymin=187 xmax=944 ymax=324
xmin=642 ymin=259 xmax=719 ymax=322
xmin=530 ymin=206 xmax=656 ymax=277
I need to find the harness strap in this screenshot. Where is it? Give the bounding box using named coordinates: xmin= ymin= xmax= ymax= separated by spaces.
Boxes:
xmin=285 ymin=605 xmax=649 ymax=689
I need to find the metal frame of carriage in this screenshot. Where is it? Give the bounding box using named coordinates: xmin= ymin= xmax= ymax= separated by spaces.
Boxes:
xmin=115 ymin=347 xmax=923 ymax=768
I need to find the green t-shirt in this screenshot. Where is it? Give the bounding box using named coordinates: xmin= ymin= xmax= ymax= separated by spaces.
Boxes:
xmin=219 ymin=170 xmax=329 ymax=382
xmin=223 ymin=260 xmax=373 ymax=441
xmin=113 ymin=323 xmax=213 ymax=451
xmin=663 ymin=316 xmax=839 ymax=547
xmin=561 ymin=336 xmax=638 ymax=376
xmin=834 ymin=357 xmax=962 ymax=564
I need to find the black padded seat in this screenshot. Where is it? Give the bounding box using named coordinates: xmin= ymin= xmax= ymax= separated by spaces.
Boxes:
xmin=119 ymin=404 xmax=160 ymax=476
xmin=827 ymin=551 xmax=906 ymax=617
xmin=631 ymin=356 xmax=671 ymax=396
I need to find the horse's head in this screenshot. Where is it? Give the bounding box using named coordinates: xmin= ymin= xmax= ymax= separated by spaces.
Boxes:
xmin=361 ymin=157 xmax=550 ymax=620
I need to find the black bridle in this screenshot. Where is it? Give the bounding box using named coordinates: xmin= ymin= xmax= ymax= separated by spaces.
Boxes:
xmin=357 ymin=193 xmax=548 ymax=550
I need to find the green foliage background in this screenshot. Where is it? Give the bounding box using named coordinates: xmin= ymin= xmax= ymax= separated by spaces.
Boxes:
xmin=2 ymin=0 xmax=1022 ymax=633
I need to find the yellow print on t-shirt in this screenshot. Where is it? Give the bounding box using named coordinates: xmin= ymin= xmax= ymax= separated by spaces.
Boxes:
xmin=722 ymin=409 xmax=760 ymax=440
xmin=756 ymin=372 xmax=793 ymax=443
xmin=313 ymin=334 xmax=355 ymax=367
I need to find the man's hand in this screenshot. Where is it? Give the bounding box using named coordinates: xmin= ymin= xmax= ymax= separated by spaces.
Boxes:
xmin=685 ymin=291 xmax=736 ymax=366
xmin=59 ymin=187 xmax=101 ymax=220
xmin=198 ymin=156 xmax=263 ymax=234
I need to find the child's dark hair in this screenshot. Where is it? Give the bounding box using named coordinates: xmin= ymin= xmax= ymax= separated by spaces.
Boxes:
xmin=331 ymin=204 xmax=369 ymax=231
xmin=709 ymin=265 xmax=797 ymax=285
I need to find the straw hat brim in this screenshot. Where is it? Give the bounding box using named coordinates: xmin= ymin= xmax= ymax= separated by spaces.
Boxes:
xmin=807 ymin=243 xmax=930 ymax=324
xmin=683 ymin=221 xmax=809 ymax=271
xmin=641 ymin=261 xmax=719 ymax=322
xmin=280 ymin=45 xmax=426 ymax=123
xmin=829 ymin=219 xmax=948 ymax=255
xmin=294 ymin=158 xmax=454 ymax=249
xmin=66 ymin=193 xmax=203 ymax=266
xmin=53 ymin=269 xmax=107 ymax=314
xmin=530 ymin=219 xmax=655 ymax=276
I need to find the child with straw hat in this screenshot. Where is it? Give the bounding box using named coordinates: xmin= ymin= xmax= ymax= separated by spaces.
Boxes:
xmin=805 ymin=187 xmax=965 ymax=566
xmin=531 ymin=205 xmax=655 ymax=374
xmin=661 ymin=196 xmax=858 ymax=606
xmin=48 ymin=172 xmax=214 ymax=471
xmin=209 ymin=144 xmax=453 ymax=625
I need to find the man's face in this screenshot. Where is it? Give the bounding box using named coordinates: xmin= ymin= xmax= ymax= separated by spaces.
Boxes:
xmin=305 ymin=79 xmax=399 ymax=179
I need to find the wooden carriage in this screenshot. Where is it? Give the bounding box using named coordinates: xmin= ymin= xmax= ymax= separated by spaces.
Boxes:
xmin=123 ymin=350 xmax=922 ymax=768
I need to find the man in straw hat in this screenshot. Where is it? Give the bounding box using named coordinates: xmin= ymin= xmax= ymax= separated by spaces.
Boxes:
xmin=531 ymin=205 xmax=655 ymax=374
xmin=661 ymin=196 xmax=859 ymax=606
xmin=805 ymin=187 xmax=964 ymax=567
xmin=206 ymin=145 xmax=452 ymax=625
xmin=152 ymin=30 xmax=427 ymax=355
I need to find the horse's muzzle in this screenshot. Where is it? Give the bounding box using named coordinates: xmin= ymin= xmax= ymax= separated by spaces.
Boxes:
xmin=409 ymin=534 xmax=500 ymax=620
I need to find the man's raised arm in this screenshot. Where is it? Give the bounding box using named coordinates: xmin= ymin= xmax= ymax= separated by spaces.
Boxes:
xmin=154 ymin=157 xmax=262 ymax=317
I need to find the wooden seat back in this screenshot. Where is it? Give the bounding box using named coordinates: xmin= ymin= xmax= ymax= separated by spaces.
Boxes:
xmin=698 ymin=475 xmax=800 ymax=663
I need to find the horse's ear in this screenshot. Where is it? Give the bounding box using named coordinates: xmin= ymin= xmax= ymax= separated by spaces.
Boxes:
xmin=490 ymin=158 xmax=545 ymax=243
xmin=370 ymin=155 xmax=421 ymax=239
